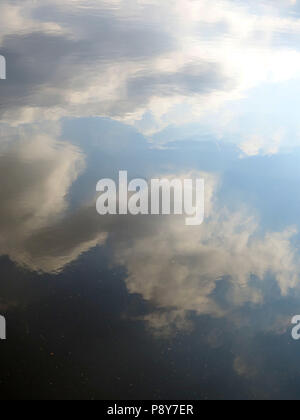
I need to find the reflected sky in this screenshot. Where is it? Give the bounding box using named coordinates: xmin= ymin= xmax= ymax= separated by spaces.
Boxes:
xmin=1 ymin=0 xmax=300 ymax=400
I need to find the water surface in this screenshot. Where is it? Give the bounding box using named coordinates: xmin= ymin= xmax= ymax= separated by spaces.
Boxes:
xmin=1 ymin=0 xmax=300 ymax=400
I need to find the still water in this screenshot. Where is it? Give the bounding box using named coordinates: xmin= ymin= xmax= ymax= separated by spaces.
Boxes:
xmin=1 ymin=0 xmax=300 ymax=400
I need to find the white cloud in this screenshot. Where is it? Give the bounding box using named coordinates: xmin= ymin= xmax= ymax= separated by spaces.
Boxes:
xmin=0 ymin=129 xmax=298 ymax=333
xmin=0 ymin=127 xmax=108 ymax=273
xmin=239 ymin=131 xmax=285 ymax=157
xmin=112 ymin=170 xmax=300 ymax=334
xmin=2 ymin=0 xmax=300 ymax=155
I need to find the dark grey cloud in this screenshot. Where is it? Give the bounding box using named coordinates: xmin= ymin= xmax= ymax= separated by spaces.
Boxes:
xmin=0 ymin=2 xmax=176 ymax=119
xmin=0 ymin=0 xmax=235 ymax=125
xmin=0 ymin=33 xmax=77 ymax=112
xmin=126 ymin=61 xmax=231 ymax=98
xmin=33 ymin=3 xmax=175 ymax=60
